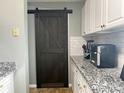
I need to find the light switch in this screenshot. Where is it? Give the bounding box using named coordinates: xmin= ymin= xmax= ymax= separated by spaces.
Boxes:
xmin=12 ymin=27 xmax=20 ymax=37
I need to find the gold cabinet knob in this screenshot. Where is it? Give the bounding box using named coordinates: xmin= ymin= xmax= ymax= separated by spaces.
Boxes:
xmin=103 ymin=24 xmax=106 ymax=28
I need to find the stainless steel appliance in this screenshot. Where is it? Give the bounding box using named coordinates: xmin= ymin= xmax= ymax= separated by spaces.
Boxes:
xmin=120 ymin=65 xmax=124 ymax=81
xmin=90 ymin=44 xmax=117 ymax=68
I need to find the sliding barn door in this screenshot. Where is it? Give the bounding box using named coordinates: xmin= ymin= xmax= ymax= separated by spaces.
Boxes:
xmin=35 ymin=11 xmax=68 ymax=88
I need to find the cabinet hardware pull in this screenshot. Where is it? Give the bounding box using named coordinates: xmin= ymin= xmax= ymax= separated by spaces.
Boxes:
xmin=103 ymin=24 xmax=106 ymax=27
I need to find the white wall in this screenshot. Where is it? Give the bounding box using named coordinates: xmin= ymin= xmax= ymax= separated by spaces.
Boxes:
xmin=28 ymin=2 xmax=83 ymax=36
xmin=86 ymin=31 xmax=124 ymax=69
xmin=0 ymin=0 xmax=29 ymax=93
xmin=28 ymin=14 xmax=36 ymax=85
xmin=70 ymin=37 xmax=85 ymax=56
xmin=28 ymin=2 xmax=84 ymax=85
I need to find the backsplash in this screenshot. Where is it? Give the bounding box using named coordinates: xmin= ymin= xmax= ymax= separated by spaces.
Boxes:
xmin=70 ymin=36 xmax=86 ymax=56
xmin=86 ymin=31 xmax=124 ymax=68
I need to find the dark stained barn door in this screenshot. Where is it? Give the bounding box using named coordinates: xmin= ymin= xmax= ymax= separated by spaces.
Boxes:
xmin=35 ymin=11 xmax=68 ymax=88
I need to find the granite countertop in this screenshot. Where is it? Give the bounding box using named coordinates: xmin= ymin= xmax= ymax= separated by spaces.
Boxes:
xmin=0 ymin=62 xmax=16 ymax=81
xmin=71 ymin=56 xmax=124 ymax=93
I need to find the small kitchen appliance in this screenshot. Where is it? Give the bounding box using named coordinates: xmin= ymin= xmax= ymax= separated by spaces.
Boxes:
xmin=82 ymin=40 xmax=94 ymax=59
xmin=90 ymin=44 xmax=117 ymax=68
xmin=120 ymin=65 xmax=124 ymax=81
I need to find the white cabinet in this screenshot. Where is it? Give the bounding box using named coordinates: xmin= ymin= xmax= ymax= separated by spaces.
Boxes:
xmin=95 ymin=0 xmax=104 ymax=31
xmin=0 ymin=73 xmax=14 ymax=93
xmin=83 ymin=0 xmax=124 ymax=35
xmin=90 ymin=0 xmax=96 ymax=33
xmin=84 ymin=0 xmax=95 ymax=35
xmin=74 ymin=73 xmax=79 ymax=93
xmin=84 ymin=0 xmax=90 ymax=34
xmin=71 ymin=62 xmax=75 ymax=92
xmin=71 ymin=62 xmax=79 ymax=93
xmin=95 ymin=0 xmax=124 ymax=31
xmin=71 ymin=60 xmax=93 ymax=93
xmin=77 ymin=71 xmax=93 ymax=93
xmin=105 ymin=0 xmax=124 ymax=30
xmin=107 ymin=0 xmax=123 ymax=22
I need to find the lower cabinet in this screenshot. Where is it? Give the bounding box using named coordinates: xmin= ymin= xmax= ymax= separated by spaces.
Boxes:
xmin=77 ymin=72 xmax=93 ymax=93
xmin=0 ymin=73 xmax=14 ymax=93
xmin=71 ymin=61 xmax=93 ymax=93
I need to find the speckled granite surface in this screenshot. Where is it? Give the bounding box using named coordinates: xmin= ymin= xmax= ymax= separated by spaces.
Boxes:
xmin=0 ymin=62 xmax=16 ymax=81
xmin=71 ymin=56 xmax=124 ymax=93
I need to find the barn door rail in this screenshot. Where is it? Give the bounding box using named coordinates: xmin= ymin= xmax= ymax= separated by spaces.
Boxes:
xmin=28 ymin=7 xmax=73 ymax=14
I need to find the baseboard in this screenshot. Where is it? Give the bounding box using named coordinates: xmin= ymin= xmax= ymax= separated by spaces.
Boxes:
xmin=69 ymin=83 xmax=72 ymax=87
xmin=29 ymin=84 xmax=37 ymax=88
xmin=29 ymin=84 xmax=72 ymax=88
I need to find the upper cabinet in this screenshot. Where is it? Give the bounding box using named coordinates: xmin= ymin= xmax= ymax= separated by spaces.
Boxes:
xmin=105 ymin=0 xmax=124 ymax=30
xmin=95 ymin=0 xmax=104 ymax=31
xmin=90 ymin=0 xmax=96 ymax=33
xmin=83 ymin=0 xmax=124 ymax=36
xmin=83 ymin=0 xmax=95 ymax=35
xmin=84 ymin=0 xmax=90 ymax=35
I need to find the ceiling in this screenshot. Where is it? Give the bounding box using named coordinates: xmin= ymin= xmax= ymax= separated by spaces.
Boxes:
xmin=28 ymin=0 xmax=83 ymax=2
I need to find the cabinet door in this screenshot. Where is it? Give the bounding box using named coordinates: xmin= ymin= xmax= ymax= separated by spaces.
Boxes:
xmin=71 ymin=62 xmax=79 ymax=93
xmin=78 ymin=72 xmax=93 ymax=93
xmin=105 ymin=0 xmax=124 ymax=28
xmin=84 ymin=0 xmax=90 ymax=34
xmin=95 ymin=0 xmax=104 ymax=31
xmin=89 ymin=0 xmax=95 ymax=33
xmin=71 ymin=63 xmax=75 ymax=91
xmin=71 ymin=62 xmax=93 ymax=93
xmin=0 ymin=73 xmax=14 ymax=93
xmin=74 ymin=71 xmax=77 ymax=93
xmin=7 ymin=73 xmax=14 ymax=93
xmin=82 ymin=7 xmax=85 ymax=35
xmin=77 ymin=74 xmax=85 ymax=93
xmin=76 ymin=84 xmax=84 ymax=93
xmin=76 ymin=79 xmax=80 ymax=93
xmin=84 ymin=0 xmax=95 ymax=35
